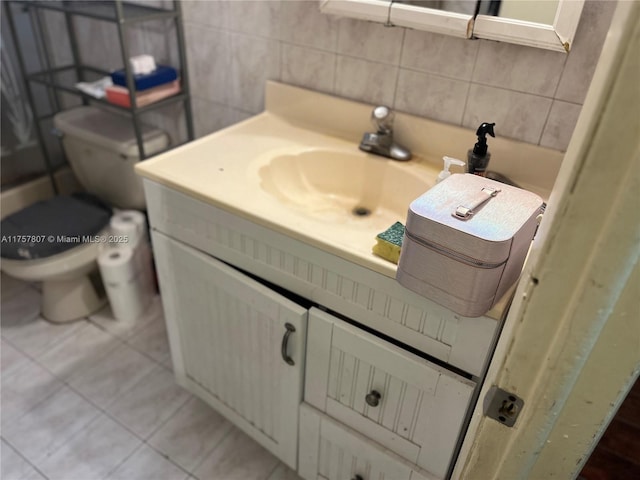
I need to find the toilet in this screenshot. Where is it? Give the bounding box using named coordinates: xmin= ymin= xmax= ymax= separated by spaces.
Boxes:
xmin=1 ymin=106 xmax=168 ymax=323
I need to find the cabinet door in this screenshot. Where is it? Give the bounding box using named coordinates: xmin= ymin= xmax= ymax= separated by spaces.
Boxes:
xmin=299 ymin=403 xmax=435 ymax=480
xmin=152 ymin=231 xmax=307 ymax=469
xmin=305 ymin=308 xmax=474 ymax=479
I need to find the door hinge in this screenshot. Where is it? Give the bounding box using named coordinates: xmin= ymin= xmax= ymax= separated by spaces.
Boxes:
xmin=484 ymin=386 xmax=524 ymax=427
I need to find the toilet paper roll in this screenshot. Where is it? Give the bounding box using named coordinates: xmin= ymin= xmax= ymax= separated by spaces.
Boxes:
xmin=98 ymin=247 xmax=137 ymax=284
xmin=105 ymin=270 xmax=153 ymax=322
xmin=98 ymin=246 xmax=153 ymax=321
xmin=110 ymin=210 xmax=147 ymax=248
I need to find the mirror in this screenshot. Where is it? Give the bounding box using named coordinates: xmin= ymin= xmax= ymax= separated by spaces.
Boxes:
xmin=320 ymin=0 xmax=585 ymax=51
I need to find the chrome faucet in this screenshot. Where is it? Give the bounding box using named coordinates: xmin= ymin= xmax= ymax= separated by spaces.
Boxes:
xmin=359 ymin=106 xmax=411 ymax=161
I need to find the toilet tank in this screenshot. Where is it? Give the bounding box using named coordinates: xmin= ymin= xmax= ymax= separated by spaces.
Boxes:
xmin=53 ymin=106 xmax=169 ymax=210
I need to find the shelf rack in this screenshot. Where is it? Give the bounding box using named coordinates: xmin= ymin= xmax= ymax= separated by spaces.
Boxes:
xmin=4 ymin=0 xmax=194 ymax=193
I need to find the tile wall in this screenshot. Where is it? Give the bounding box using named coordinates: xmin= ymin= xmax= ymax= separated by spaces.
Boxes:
xmin=182 ymin=0 xmax=617 ymax=151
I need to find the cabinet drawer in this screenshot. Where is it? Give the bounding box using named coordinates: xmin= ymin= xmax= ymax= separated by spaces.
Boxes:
xmin=299 ymin=403 xmax=435 ymax=480
xmin=305 ymin=308 xmax=474 ymax=479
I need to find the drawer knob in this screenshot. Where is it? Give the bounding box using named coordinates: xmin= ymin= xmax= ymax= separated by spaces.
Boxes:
xmin=365 ymin=390 xmax=381 ymax=407
xmin=352 ymin=476 xmax=364 ymax=480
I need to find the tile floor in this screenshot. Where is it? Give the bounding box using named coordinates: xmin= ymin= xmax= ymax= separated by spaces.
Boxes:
xmin=1 ymin=273 xmax=302 ymax=480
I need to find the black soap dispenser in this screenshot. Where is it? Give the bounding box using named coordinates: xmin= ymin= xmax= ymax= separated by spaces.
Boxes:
xmin=468 ymin=122 xmax=495 ymax=177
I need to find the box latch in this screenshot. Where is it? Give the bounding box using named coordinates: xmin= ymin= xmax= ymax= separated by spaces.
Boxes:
xmin=453 ymin=186 xmax=501 ymax=220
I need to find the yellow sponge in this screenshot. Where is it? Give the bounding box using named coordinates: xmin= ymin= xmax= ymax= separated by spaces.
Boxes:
xmin=372 ymin=221 xmax=404 ymax=264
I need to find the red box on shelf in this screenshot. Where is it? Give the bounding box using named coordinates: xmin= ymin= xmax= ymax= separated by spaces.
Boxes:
xmin=105 ymin=79 xmax=180 ymax=108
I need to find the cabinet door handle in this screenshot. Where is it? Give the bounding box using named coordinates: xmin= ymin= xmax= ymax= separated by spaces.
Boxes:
xmin=281 ymin=323 xmax=296 ymax=366
xmin=365 ymin=390 xmax=381 ymax=407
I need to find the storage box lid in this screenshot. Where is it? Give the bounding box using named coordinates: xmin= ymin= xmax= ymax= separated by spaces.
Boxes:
xmin=406 ymin=174 xmax=543 ymax=264
xmin=53 ymin=106 xmax=168 ymax=158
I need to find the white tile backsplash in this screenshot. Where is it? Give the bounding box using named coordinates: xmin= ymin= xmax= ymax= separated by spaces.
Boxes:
xmin=401 ymin=29 xmax=479 ymax=80
xmin=337 ymin=18 xmax=405 ymax=65
xmin=540 ymin=100 xmax=583 ymax=151
xmin=181 ymin=0 xmax=616 ymax=152
xmin=278 ymin=0 xmax=339 ymax=52
xmin=191 ymin=96 xmax=252 ymax=138
xmin=395 ymin=69 xmax=470 ymax=124
xmin=335 ymin=56 xmax=398 ymax=106
xmin=226 ymin=32 xmax=281 ymax=113
xmin=463 ymin=84 xmax=553 ymax=145
xmin=185 ymin=24 xmax=232 ymax=106
xmin=472 ymin=41 xmax=566 ymax=97
xmin=281 ymin=44 xmax=336 ymax=94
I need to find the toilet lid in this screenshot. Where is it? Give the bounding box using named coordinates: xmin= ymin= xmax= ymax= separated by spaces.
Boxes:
xmin=1 ymin=193 xmax=112 ymax=260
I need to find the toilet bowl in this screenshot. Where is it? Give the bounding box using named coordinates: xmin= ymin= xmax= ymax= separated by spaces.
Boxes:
xmin=0 ymin=106 xmax=168 ymax=323
xmin=1 ymin=236 xmax=106 ymax=323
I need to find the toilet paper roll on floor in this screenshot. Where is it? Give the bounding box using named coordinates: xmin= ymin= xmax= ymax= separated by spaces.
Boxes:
xmin=98 ymin=246 xmax=153 ymax=322
xmin=110 ymin=210 xmax=147 ymax=248
xmin=98 ymin=247 xmax=137 ymax=284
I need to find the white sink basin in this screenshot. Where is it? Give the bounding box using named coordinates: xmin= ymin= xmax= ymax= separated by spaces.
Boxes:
xmin=135 ymin=81 xmax=558 ymax=279
xmin=258 ymin=148 xmax=432 ymax=224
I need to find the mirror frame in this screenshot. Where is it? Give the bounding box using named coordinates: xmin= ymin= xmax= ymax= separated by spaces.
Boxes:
xmin=389 ymin=2 xmax=473 ymax=38
xmin=319 ymin=0 xmax=585 ymax=52
xmin=473 ymin=0 xmax=585 ymax=52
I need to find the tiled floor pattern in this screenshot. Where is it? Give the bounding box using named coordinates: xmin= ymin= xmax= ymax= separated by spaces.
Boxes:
xmin=1 ymin=273 xmax=302 ymax=480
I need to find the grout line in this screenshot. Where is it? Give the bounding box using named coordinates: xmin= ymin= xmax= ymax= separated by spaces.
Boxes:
xmin=264 ymin=461 xmax=284 ymax=480
xmin=102 ymin=440 xmax=146 ymax=480
xmin=460 ymin=39 xmax=483 ymax=127
xmin=391 ymin=27 xmax=407 ymax=109
xmin=188 ymin=424 xmax=238 ymax=478
xmin=1 ymin=436 xmax=51 ymax=480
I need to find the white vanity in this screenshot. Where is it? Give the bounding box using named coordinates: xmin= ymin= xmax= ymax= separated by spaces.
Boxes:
xmin=135 ymin=82 xmax=562 ymax=479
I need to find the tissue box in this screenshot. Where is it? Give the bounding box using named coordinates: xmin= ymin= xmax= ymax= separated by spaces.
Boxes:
xmin=111 ymin=65 xmax=178 ymax=91
xmin=397 ymin=174 xmax=543 ymax=317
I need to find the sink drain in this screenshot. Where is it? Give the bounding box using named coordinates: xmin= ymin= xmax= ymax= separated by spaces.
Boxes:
xmin=352 ymin=206 xmax=372 ymax=217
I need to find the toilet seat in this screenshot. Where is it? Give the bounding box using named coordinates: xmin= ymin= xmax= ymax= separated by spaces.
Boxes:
xmin=1 ymin=194 xmax=111 ymax=260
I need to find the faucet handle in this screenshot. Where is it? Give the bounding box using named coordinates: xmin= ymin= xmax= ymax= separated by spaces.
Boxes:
xmin=371 ymin=106 xmax=394 ymax=134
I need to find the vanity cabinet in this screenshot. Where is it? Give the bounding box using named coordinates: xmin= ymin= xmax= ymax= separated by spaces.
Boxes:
xmin=151 ymin=231 xmax=307 ymax=469
xmin=144 ymin=180 xmax=502 ymax=479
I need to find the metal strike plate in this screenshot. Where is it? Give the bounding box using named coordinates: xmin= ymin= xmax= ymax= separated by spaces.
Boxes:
xmin=484 ymin=386 xmax=524 ymax=427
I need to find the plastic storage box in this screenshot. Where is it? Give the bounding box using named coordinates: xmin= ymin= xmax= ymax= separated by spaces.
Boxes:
xmin=397 ymin=173 xmax=544 ymax=317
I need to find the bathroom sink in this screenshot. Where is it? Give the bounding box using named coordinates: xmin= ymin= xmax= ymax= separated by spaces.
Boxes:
xmin=257 ymin=148 xmax=431 ymax=224
xmin=136 ymin=82 xmax=559 ymax=279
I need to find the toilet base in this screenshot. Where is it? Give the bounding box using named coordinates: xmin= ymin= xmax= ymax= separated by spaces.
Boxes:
xmin=42 ymin=271 xmax=108 ymax=323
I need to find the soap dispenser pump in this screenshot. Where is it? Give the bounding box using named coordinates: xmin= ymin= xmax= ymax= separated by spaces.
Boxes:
xmin=437 ymin=156 xmax=465 ymax=183
xmin=468 ymin=122 xmax=495 ymax=177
